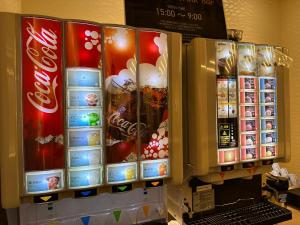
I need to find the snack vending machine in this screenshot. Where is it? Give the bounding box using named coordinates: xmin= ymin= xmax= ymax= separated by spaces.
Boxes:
xmin=0 ymin=13 xmax=183 ymax=225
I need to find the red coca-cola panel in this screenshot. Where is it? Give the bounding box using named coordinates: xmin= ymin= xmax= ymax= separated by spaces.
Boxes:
xmin=65 ymin=22 xmax=101 ymax=68
xmin=139 ymin=31 xmax=169 ymax=161
xmin=104 ymin=26 xmax=138 ymax=163
xmin=22 ymin=17 xmax=64 ymax=171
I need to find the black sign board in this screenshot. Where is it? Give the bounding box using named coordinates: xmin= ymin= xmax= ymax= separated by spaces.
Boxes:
xmin=125 ymin=0 xmax=227 ymax=42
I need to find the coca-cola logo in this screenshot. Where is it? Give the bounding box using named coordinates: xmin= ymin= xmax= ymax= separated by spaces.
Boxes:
xmin=25 ymin=22 xmax=59 ymax=113
xmin=108 ymin=111 xmax=146 ymax=137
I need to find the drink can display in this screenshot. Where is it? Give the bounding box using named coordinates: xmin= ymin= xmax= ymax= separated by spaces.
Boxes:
xmin=22 ymin=17 xmax=64 ymax=171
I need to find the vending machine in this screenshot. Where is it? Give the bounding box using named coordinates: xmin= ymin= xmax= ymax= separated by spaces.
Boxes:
xmin=167 ymin=36 xmax=292 ymax=224
xmin=0 ymin=12 xmax=183 ymax=225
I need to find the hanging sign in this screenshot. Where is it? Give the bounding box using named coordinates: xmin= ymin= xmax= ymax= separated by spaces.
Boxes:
xmin=125 ymin=0 xmax=227 ymax=42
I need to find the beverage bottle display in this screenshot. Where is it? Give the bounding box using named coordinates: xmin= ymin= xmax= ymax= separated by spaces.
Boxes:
xmin=216 ymin=41 xmax=239 ymax=165
xmin=22 ymin=17 xmax=64 ymax=171
xmin=139 ymin=30 xmax=169 ymax=179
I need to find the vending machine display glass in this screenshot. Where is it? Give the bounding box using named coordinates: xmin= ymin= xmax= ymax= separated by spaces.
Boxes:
xmin=65 ymin=21 xmax=104 ymax=189
xmin=237 ymin=43 xmax=260 ymax=163
xmin=22 ymin=16 xmax=65 ymax=194
xmin=257 ymin=45 xmax=278 ymax=160
xmin=215 ymin=41 xmax=239 ymax=165
xmin=139 ymin=30 xmax=170 ymax=180
xmin=104 ymin=26 xmax=138 ymax=184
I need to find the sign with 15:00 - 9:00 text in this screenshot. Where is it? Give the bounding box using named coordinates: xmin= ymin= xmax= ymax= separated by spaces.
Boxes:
xmin=125 ymin=0 xmax=227 ymax=42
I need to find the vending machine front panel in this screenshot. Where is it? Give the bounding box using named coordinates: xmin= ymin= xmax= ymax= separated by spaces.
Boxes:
xmin=21 ymin=16 xmax=65 ymax=194
xmin=104 ymin=26 xmax=138 ymax=184
xmin=138 ymin=30 xmax=170 ymax=180
xmin=215 ymin=41 xmax=239 ymax=166
xmin=257 ymin=45 xmax=278 ymax=160
xmin=65 ymin=21 xmax=104 ymax=189
xmin=237 ymin=43 xmax=260 ymax=163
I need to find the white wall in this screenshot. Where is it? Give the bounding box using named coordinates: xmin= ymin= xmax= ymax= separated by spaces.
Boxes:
xmin=0 ymin=0 xmax=21 ymax=13
xmin=223 ymin=0 xmax=281 ymax=45
xmin=279 ymin=0 xmax=300 ymax=175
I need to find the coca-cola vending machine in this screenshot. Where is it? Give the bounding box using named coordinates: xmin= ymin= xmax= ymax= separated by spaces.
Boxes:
xmin=0 ymin=12 xmax=183 ymax=224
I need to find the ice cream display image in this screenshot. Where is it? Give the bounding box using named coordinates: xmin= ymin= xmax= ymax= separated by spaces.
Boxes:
xmin=138 ymin=31 xmax=169 ymax=179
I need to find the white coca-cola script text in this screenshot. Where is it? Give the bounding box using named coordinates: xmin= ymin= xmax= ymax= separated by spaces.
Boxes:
xmin=25 ymin=22 xmax=59 ymax=113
